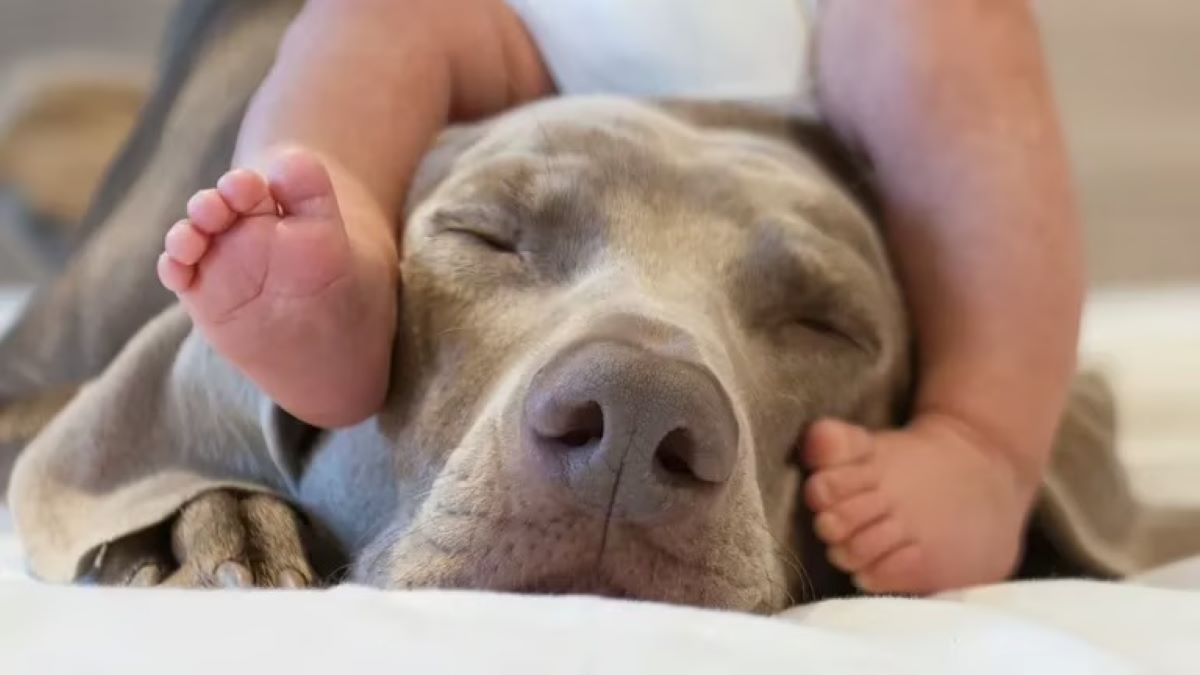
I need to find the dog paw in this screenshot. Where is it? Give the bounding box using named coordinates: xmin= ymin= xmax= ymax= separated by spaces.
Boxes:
xmin=86 ymin=490 xmax=318 ymax=589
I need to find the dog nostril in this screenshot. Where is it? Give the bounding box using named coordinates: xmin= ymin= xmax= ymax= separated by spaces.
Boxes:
xmin=547 ymin=401 xmax=604 ymax=449
xmin=654 ymin=428 xmax=699 ymax=481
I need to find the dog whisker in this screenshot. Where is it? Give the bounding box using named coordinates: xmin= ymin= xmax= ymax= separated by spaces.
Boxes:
xmin=757 ymin=520 xmax=809 ymax=606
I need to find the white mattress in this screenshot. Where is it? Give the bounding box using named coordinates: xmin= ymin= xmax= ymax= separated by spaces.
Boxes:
xmin=0 ymin=577 xmax=1196 ymax=674
xmin=1 ymin=285 xmax=1198 ymax=673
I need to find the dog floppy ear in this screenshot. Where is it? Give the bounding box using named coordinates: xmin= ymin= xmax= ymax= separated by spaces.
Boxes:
xmin=404 ymin=121 xmax=492 ymax=217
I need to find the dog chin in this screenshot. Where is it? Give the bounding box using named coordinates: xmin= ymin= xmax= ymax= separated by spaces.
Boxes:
xmin=366 ymin=535 xmax=788 ymax=613
xmin=507 ymin=571 xmax=636 ymax=598
xmin=386 ymin=565 xmax=782 ymax=613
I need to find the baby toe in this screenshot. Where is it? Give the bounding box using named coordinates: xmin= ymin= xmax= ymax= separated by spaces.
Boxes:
xmin=804 ymin=419 xmax=874 ymax=469
xmin=186 ymin=189 xmax=235 ymax=235
xmin=829 ymin=516 xmax=911 ymax=573
xmin=157 ymin=252 xmax=196 ymax=293
xmin=814 ymin=490 xmax=890 ymax=544
xmin=854 ymin=544 xmax=927 ymax=595
xmin=805 ymin=463 xmax=880 ymax=511
xmin=164 ymin=220 xmax=210 ymax=266
xmin=266 ymin=148 xmax=338 ymax=220
xmin=217 ymin=168 xmax=275 ymax=216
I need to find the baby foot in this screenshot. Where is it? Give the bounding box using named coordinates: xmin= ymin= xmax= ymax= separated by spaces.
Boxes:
xmin=157 ymin=148 xmax=396 ymax=428
xmin=803 ymin=416 xmax=1030 ymax=594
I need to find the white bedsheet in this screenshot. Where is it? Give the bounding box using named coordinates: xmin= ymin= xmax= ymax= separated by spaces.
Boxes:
xmin=1 ymin=286 xmax=1198 ymax=673
xmin=0 ymin=573 xmax=1196 ymax=674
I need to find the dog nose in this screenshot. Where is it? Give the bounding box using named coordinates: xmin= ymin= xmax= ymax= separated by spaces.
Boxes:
xmin=523 ymin=340 xmax=739 ymax=521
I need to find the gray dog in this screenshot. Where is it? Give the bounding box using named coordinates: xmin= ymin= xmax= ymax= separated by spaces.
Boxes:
xmin=11 ymin=97 xmax=906 ymax=613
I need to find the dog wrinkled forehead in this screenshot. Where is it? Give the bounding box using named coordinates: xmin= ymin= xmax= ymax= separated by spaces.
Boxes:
xmin=408 ymin=97 xmax=890 ymax=279
xmin=399 ymin=98 xmax=906 ymax=404
xmin=404 ymin=97 xmax=900 ymax=362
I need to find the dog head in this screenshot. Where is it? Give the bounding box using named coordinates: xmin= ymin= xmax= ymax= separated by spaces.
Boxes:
xmin=355 ymin=98 xmax=908 ymax=612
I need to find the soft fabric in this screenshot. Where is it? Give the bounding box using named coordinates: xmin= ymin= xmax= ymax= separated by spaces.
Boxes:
xmin=0 ymin=538 xmax=1196 ymax=674
xmin=506 ymin=0 xmax=817 ymax=100
xmin=2 ymin=492 xmax=1199 ymax=673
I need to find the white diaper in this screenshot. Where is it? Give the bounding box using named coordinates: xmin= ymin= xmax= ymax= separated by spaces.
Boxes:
xmin=506 ymin=0 xmax=819 ymax=101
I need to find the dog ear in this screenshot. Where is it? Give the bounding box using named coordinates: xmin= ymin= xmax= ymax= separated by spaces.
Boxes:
xmin=404 ymin=121 xmax=492 ymax=217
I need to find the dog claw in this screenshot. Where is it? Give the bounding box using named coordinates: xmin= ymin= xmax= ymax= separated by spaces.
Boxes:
xmin=128 ymin=563 xmax=164 ymax=587
xmin=216 ymin=561 xmax=254 ymax=588
xmin=278 ymin=568 xmax=308 ymax=589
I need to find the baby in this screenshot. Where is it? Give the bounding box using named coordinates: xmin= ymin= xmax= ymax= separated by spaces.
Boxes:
xmin=156 ymin=0 xmax=1083 ymax=595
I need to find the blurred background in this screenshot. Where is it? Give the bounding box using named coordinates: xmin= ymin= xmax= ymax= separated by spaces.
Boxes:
xmin=0 ymin=0 xmax=1197 ymax=288
xmin=0 ymin=0 xmax=170 ymax=285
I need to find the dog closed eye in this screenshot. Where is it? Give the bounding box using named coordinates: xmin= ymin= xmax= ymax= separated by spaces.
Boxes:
xmin=429 ymin=207 xmax=522 ymax=255
xmin=445 ymin=226 xmax=519 ymax=254
xmin=786 ymin=316 xmax=857 ymax=346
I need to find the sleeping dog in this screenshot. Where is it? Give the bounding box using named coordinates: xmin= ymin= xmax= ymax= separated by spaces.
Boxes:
xmin=11 ymin=97 xmax=908 ymax=612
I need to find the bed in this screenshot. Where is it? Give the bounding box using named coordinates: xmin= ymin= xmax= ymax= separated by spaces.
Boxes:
xmin=2 ymin=285 xmax=1197 ymax=673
